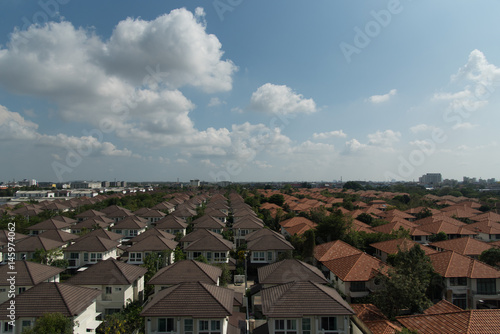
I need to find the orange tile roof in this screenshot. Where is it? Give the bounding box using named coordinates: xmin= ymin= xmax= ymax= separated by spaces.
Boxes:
xmin=429 ymin=251 xmax=500 ymax=278
xmin=370 ymin=238 xmax=438 ymax=256
xmin=462 ymin=220 xmax=500 ymax=235
xmin=314 ymin=240 xmax=363 ymax=262
xmin=470 ymin=211 xmax=500 ymax=223
xmin=322 ymin=253 xmax=388 ymax=282
xmin=423 ymin=300 xmax=463 ymax=315
xmin=429 ymin=237 xmax=494 ymax=257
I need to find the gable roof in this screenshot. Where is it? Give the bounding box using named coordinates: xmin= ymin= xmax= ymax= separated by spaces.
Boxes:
xmin=397 ymin=309 xmax=500 ymax=334
xmin=141 ymin=282 xmax=233 ymax=318
xmin=351 ymin=304 xmax=402 ymax=334
xmin=314 ymin=240 xmax=363 ymax=262
xmin=322 ymin=253 xmax=388 ymax=282
xmin=261 ymin=281 xmax=354 ymax=318
xmin=184 ymin=232 xmax=233 ymax=252
xmin=77 ymin=228 xmax=123 ymax=241
xmin=429 ymin=251 xmax=500 ymax=279
xmin=423 ymin=300 xmax=463 ymax=315
xmin=14 ymin=235 xmax=66 ymax=252
xmin=38 ymin=229 xmax=79 ymax=243
xmin=154 ymin=215 xmax=188 ymax=229
xmin=125 ymin=228 xmax=175 ymax=244
xmin=0 ymin=261 xmax=63 ymax=286
xmin=26 ymin=218 xmax=72 ymax=231
xmin=111 ymin=216 xmax=147 ymax=229
xmin=65 ymin=235 xmax=119 ymax=252
xmin=0 ymin=282 xmax=101 ymax=318
xmin=66 ymin=258 xmax=147 ymax=285
xmin=180 ymin=228 xmax=224 ymax=243
xmin=246 ymin=233 xmax=294 ymax=252
xmin=147 ymin=260 xmax=222 ymax=286
xmin=258 ymin=259 xmax=328 ymax=285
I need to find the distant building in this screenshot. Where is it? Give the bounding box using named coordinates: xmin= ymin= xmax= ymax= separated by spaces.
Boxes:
xmin=419 ymin=173 xmax=442 ymax=186
xmin=190 ymin=179 xmax=200 ymax=187
xmin=71 ymin=181 xmax=102 ymax=189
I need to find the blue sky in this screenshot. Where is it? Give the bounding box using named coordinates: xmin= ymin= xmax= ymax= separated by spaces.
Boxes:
xmin=1 ymin=0 xmax=500 ymax=183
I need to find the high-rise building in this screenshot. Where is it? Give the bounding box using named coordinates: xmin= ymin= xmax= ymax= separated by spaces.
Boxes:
xmin=419 ymin=173 xmax=442 ymax=185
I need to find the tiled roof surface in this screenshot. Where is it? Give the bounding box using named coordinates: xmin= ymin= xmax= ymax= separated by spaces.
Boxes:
xmin=370 ymin=238 xmax=438 ymax=256
xmin=15 ymin=235 xmax=65 ymax=252
xmin=463 ymin=220 xmax=500 ymax=235
xmin=141 ymin=282 xmax=234 ymax=318
xmin=232 ymin=217 xmax=265 ymax=229
xmin=257 ymin=259 xmax=328 ymax=285
xmin=246 ymin=234 xmax=294 ymax=251
xmin=184 ymin=231 xmax=233 ymax=251
xmin=111 ymin=216 xmax=147 ymax=229
xmin=0 ymin=282 xmax=101 ymax=318
xmin=322 ymin=253 xmax=387 ymax=282
xmin=423 ymin=299 xmax=463 ymax=315
xmin=126 ymin=235 xmax=178 ymax=252
xmin=180 ymin=228 xmax=223 ymax=243
xmin=77 ymin=228 xmax=123 ymax=241
xmin=66 ymin=258 xmax=147 ymax=285
xmin=470 ymin=211 xmax=500 ymax=222
xmin=0 ymin=260 xmax=63 ymax=286
xmin=261 ymin=281 xmax=354 ymax=318
xmin=397 ymin=310 xmax=500 ymax=334
xmin=314 ymin=240 xmax=362 ymax=262
xmin=429 ymin=237 xmax=493 ymax=256
xmin=429 ymin=251 xmax=500 ymax=278
xmin=26 ymin=218 xmax=71 ymax=231
xmin=65 ymin=235 xmax=119 ymax=252
xmin=417 ymin=221 xmax=476 ymax=236
xmin=147 ymin=260 xmax=222 ymax=285
xmin=154 ymin=215 xmax=188 ymax=229
xmin=245 ymin=228 xmax=286 ymax=242
xmin=126 ymin=228 xmax=175 ymax=244
xmin=75 ymin=209 xmax=107 ymax=218
xmin=38 ymin=229 xmax=79 ymax=243
xmin=351 ymin=303 xmax=388 ymax=322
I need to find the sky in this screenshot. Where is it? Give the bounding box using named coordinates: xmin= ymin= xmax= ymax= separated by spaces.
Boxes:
xmin=1 ymin=0 xmax=500 ymax=183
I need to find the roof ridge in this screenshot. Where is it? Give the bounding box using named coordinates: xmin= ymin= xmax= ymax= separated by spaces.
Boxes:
xmin=199 ymin=282 xmax=233 ymax=314
xmin=54 ymin=283 xmax=74 ymax=316
xmin=110 ymin=259 xmax=133 ymax=284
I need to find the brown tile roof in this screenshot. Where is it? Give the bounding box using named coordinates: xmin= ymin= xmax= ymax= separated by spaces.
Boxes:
xmin=141 ymin=282 xmax=234 ymax=318
xmin=126 ymin=235 xmax=178 ymax=252
xmin=351 ymin=303 xmax=388 ymax=322
xmin=52 ymin=215 xmax=78 ymax=224
xmin=429 ymin=251 xmax=500 ymax=279
xmin=0 ymin=230 xmax=28 ymax=245
xmin=147 ymin=260 xmax=222 ymax=286
xmin=246 ymin=233 xmax=294 ymax=252
xmin=71 ymin=217 xmax=112 ymax=230
xmin=77 ymin=228 xmax=123 ymax=241
xmin=257 ymin=259 xmax=328 ymax=285
xmin=14 ymin=235 xmax=66 ymax=252
xmin=423 ymin=300 xmax=463 ymax=315
xmin=66 ymin=258 xmax=147 ymax=285
xmin=100 ymin=205 xmax=130 ymax=215
xmin=322 ymin=253 xmax=388 ymax=282
xmin=370 ymin=238 xmax=438 ymax=256
xmin=417 ymin=221 xmax=477 ymax=237
xmin=470 ymin=211 xmax=500 ymax=222
xmin=192 ymin=216 xmax=226 ymax=229
xmin=106 ymin=208 xmax=136 ymax=219
xmin=65 ymin=235 xmax=119 ymax=252
xmin=462 ymin=220 xmax=500 ymax=235
xmin=180 ymin=228 xmax=224 ymax=243
xmin=154 ymin=215 xmax=188 ymax=229
xmin=260 ymin=203 xmax=282 ymax=211
xmin=261 ymin=281 xmax=354 ymax=318
xmin=26 ymin=218 xmax=72 ymax=231
xmin=415 ymin=215 xmax=466 ymax=227
xmin=232 ymin=217 xmax=264 ymax=230
xmin=314 ymin=240 xmax=363 ymax=262
xmin=397 ymin=309 xmax=500 ymax=334
xmin=126 ymin=228 xmax=175 ymax=244
xmin=0 ymin=282 xmax=101 ymax=318
xmin=429 ymin=237 xmax=494 ymax=257
xmin=245 ymin=228 xmax=286 ymax=242
xmin=38 ymin=229 xmax=79 ymax=243
xmin=75 ymin=209 xmax=107 ymax=219
xmin=184 ymin=232 xmax=233 ymax=252
xmin=111 ymin=216 xmax=147 ymax=229
xmin=0 ymin=261 xmax=63 ymax=286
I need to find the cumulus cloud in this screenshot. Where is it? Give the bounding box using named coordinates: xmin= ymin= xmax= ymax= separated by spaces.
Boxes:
xmin=344 ymin=139 xmax=366 ymax=153
xmin=410 ymin=124 xmax=437 ymax=134
xmin=250 ymin=83 xmax=317 ymax=115
xmin=368 ymin=89 xmax=397 ymax=103
xmin=452 ymin=122 xmax=478 ymax=130
xmin=343 ymin=130 xmax=400 ymax=155
xmin=208 ymin=97 xmax=224 ymax=107
xmin=312 ymin=130 xmax=347 ymax=139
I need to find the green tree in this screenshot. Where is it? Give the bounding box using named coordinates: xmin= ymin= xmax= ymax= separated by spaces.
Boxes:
xmin=479 ymin=248 xmax=500 ymax=268
xmin=268 ymin=194 xmax=285 ymax=207
xmin=315 ymin=211 xmax=351 ymax=243
xmin=22 ymin=312 xmax=73 ymax=334
xmin=374 ymin=244 xmax=436 ymax=319
xmin=415 ymin=207 xmax=433 ymax=220
xmin=343 ymin=181 xmax=364 ymax=191
xmin=31 ymin=248 xmax=67 ymax=267
xmin=215 ymin=263 xmax=232 ymax=287
xmin=302 ymin=229 xmax=316 ymax=262
xmin=429 ymin=231 xmax=448 ymax=243
xmin=356 ymin=213 xmax=374 ymax=225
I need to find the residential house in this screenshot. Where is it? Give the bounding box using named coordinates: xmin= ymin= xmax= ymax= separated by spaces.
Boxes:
xmin=279 ymin=217 xmax=317 ymax=237
xmin=232 ymin=217 xmax=264 ymax=246
xmin=350 ymin=304 xmax=402 ymax=334
xmin=183 ymin=230 xmax=233 ymax=265
xmin=204 ymin=208 xmax=228 ymax=224
xmin=136 ymin=208 xmax=167 ymax=224
xmin=13 ymin=236 xmax=66 ymax=261
xmin=371 ymin=220 xmax=432 ymax=244
xmin=245 ymin=229 xmax=294 ymax=265
xmin=26 ymin=218 xmax=72 ymax=235
xmin=110 ymin=216 xmax=148 ymax=239
xmin=154 ymin=215 xmax=188 ymax=236
xmin=257 ymin=259 xmax=328 ymax=288
xmin=105 ymin=208 xmax=135 ymax=222
xmin=0 ymin=282 xmax=101 ymax=334
xmin=192 ymin=215 xmax=226 ymax=234
xmin=70 ymin=216 xmax=114 ymax=234
xmin=66 ymin=259 xmax=147 ymax=316
xmin=259 ymin=281 xmax=355 ymax=334
xmin=0 ymin=261 xmax=63 ymax=303
xmin=429 ymin=237 xmax=494 ymax=259
xmin=151 ymin=201 xmax=176 ymax=214
xmin=64 ymin=235 xmax=120 ymax=269
xmin=171 ymin=205 xmax=197 ymax=221
xmin=141 ymin=282 xmax=237 ymax=334
xmin=74 ymin=209 xmax=107 ymax=222
xmin=38 ymin=229 xmax=79 ymax=244
xmin=462 ymin=219 xmax=500 ymax=242
xmin=0 ymin=230 xmax=28 ymax=263
xmin=414 ymin=216 xmax=477 ymax=239
xmin=314 ymin=240 xmax=363 ymax=264
xmin=428 ymin=250 xmax=500 ymax=309
xmin=370 ymin=238 xmax=438 ymax=263
xmin=147 ymin=260 xmax=222 ymax=294
xmin=123 ymin=227 xmax=175 ymax=246
xmin=125 ymin=235 xmax=177 ymax=265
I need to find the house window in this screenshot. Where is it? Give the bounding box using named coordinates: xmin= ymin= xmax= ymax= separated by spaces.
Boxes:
xmin=114 ymin=229 xmax=122 ymax=234
xmin=158 ymin=318 xmax=175 ymax=332
xmin=252 ymin=251 xmax=265 ymax=262
xmin=90 ymin=253 xmax=103 ymax=262
xmin=3 ymin=321 xmax=14 ymax=332
xmin=18 ymin=287 xmax=26 ymax=294
xmin=302 ymin=318 xmax=311 ymax=334
xmin=184 ymin=319 xmax=193 ymax=334
xmin=413 ymin=236 xmax=422 ymax=241
xmin=193 ymin=252 xmax=202 ymax=259
xmin=128 ymin=230 xmax=138 ymax=237
xmin=452 ymin=293 xmax=467 ymax=309
xmin=105 ymin=287 xmax=112 ymax=294
xmin=206 ymin=252 xmax=212 ymax=261
xmin=21 ymin=320 xmax=31 ymax=328
xmin=129 ymin=253 xmax=142 ymax=262
xmin=477 ymin=278 xmax=496 ymax=295
xmin=350 ymin=281 xmax=366 ymax=292
xmin=214 ymin=252 xmax=227 ymax=262
xmin=321 ymin=317 xmax=337 ymax=333
xmin=267 ymin=252 xmax=273 ymax=262
xmin=450 ymin=277 xmax=467 ymax=286
xmin=275 ymin=319 xmax=297 ymax=334
xmin=70 ymin=253 xmax=79 ymax=259
xmin=199 ymin=320 xmax=221 ymax=334
xmin=84 ymin=253 xmax=89 ymax=262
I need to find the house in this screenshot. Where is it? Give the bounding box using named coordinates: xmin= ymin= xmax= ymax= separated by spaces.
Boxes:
xmin=204 ymin=208 xmax=228 ymax=224
xmin=183 ymin=230 xmax=233 ymax=264
xmin=429 ymin=237 xmax=494 ymax=259
xmin=414 ymin=216 xmax=477 ymax=239
xmin=70 ymin=216 xmax=114 ymax=234
xmin=0 ymin=282 xmax=101 ymax=334
xmin=279 ymin=217 xmax=317 ymax=237
xmin=371 ymin=220 xmax=431 ymax=244
xmin=151 ymin=201 xmax=176 ymax=214
xmin=171 ymin=205 xmax=197 ymax=221
xmin=64 ymin=235 xmax=120 ymax=269
xmin=321 ymin=253 xmax=388 ymax=302
xmin=110 ymin=216 xmax=148 ymax=239
xmin=147 ymin=260 xmax=222 ymax=294
xmin=123 ymin=227 xmax=175 ymax=245
xmin=0 ymin=230 xmax=29 ymax=263
xmin=136 ymin=208 xmax=167 ymax=224
xmin=38 ymin=229 xmax=79 ymax=244
xmin=105 ymin=208 xmax=135 ymax=222
xmin=65 ymin=259 xmax=147 ymax=316
xmin=462 ymin=219 xmax=500 ymax=242
xmin=257 ymin=259 xmax=328 ymax=288
xmin=259 ymin=281 xmax=355 ymax=334
xmin=192 ymin=215 xmax=226 ymax=234
xmin=26 ymin=218 xmax=72 ymax=235
xmin=141 ymin=282 xmax=236 ymax=334
xmin=232 ymin=216 xmax=264 ymax=246
xmin=125 ymin=235 xmax=178 ymax=265
xmin=428 ymin=250 xmax=500 ymax=309
xmin=0 ymin=261 xmax=63 ymax=303
xmin=154 ymin=215 xmax=188 ymax=236
xmin=350 ymin=304 xmax=402 ymax=334
xmin=74 ymin=209 xmax=107 ymax=222
xmin=245 ymin=229 xmax=294 ymax=265
xmin=370 ymin=238 xmax=438 ymax=263
xmin=314 ymin=240 xmax=363 ymax=264
xmin=13 ymin=236 xmax=66 ymax=261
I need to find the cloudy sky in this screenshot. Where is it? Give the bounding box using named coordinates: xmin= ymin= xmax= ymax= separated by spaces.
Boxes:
xmin=1 ymin=0 xmax=500 ymax=183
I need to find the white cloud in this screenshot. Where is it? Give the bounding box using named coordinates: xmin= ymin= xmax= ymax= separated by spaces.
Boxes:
xmin=208 ymin=97 xmax=224 ymax=107
xmin=312 ymin=130 xmax=347 ymax=139
xmin=250 ymin=83 xmax=317 ymax=115
xmin=410 ymin=124 xmax=437 ymax=134
xmin=452 ymin=122 xmax=478 ymax=130
xmin=175 ymin=159 xmax=188 ymax=164
xmin=368 ymin=89 xmax=397 ymax=103
xmin=367 ymin=130 xmax=401 ymax=147
xmin=254 ymin=160 xmax=272 ymax=169
xmin=344 ymin=139 xmax=366 ymax=153
xmin=0 ymin=105 xmax=38 ymax=140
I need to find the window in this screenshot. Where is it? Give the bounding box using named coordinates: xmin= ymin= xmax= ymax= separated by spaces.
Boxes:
xmin=206 ymin=252 xmax=212 ymax=261
xmin=193 ymin=252 xmax=202 ymax=259
xmin=184 ymin=319 xmax=193 ymax=334
xmin=90 ymin=253 xmax=103 ymax=262
xmin=199 ymin=320 xmax=221 ymax=334
xmin=452 ymin=293 xmax=467 ymax=309
xmin=129 ymin=253 xmax=142 ymax=262
xmin=70 ymin=253 xmax=79 ymax=259
xmin=321 ymin=317 xmax=337 ymax=333
xmin=114 ymin=229 xmax=122 ymax=234
xmin=450 ymin=277 xmax=467 ymax=286
xmin=105 ymin=287 xmax=112 ymax=294
xmin=214 ymin=252 xmax=227 ymax=262
xmin=350 ymin=281 xmax=366 ymax=292
xmin=275 ymin=319 xmax=297 ymax=334
xmin=414 ymin=235 xmax=422 ymax=241
xmin=84 ymin=253 xmax=89 ymax=262
xmin=128 ymin=230 xmax=138 ymax=237
xmin=477 ymin=278 xmax=497 ymax=295
xmin=3 ymin=322 xmax=13 ymax=333
xmin=302 ymin=318 xmax=311 ymax=334
xmin=21 ymin=320 xmax=31 ymax=328
xmin=158 ymin=318 xmax=175 ymax=332
xmin=18 ymin=287 xmax=26 ymax=294
xmin=252 ymin=251 xmax=265 ymax=262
